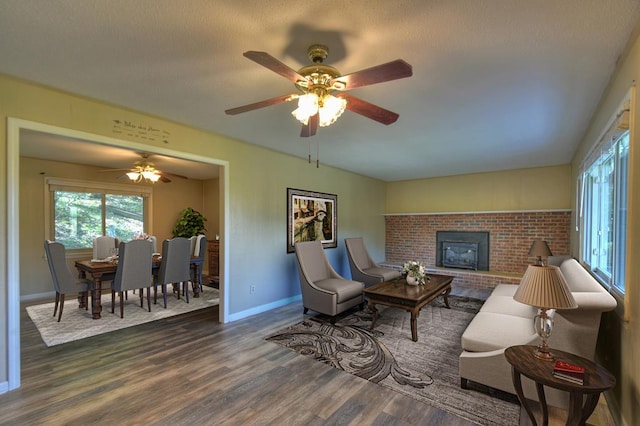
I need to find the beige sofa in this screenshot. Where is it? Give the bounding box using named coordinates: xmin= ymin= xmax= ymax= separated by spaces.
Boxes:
xmin=459 ymin=256 xmax=617 ymax=407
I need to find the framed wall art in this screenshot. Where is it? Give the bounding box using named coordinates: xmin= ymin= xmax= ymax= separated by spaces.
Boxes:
xmin=287 ymin=188 xmax=337 ymax=253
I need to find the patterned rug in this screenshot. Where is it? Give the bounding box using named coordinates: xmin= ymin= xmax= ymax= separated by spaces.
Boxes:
xmin=27 ymin=286 xmax=219 ymax=346
xmin=266 ymin=296 xmax=520 ymax=426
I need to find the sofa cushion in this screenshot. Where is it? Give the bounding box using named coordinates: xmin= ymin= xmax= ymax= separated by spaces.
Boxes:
xmin=461 ymin=312 xmax=536 ymax=352
xmin=479 ymin=295 xmax=537 ymax=318
xmin=488 ymin=284 xmax=519 ymax=297
xmin=364 ymin=266 xmax=401 ymax=281
xmin=315 ymin=278 xmax=363 ymax=303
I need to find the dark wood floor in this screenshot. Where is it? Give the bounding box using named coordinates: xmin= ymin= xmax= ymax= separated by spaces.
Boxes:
xmin=0 ymin=284 xmax=611 ymax=425
xmin=0 ymin=285 xmax=493 ymax=425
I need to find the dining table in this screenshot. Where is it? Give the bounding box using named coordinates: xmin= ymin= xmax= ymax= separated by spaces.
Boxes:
xmin=74 ymin=255 xmax=203 ymax=319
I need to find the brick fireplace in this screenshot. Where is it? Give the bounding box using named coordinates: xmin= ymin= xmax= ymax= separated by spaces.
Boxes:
xmin=384 ymin=211 xmax=571 ymax=288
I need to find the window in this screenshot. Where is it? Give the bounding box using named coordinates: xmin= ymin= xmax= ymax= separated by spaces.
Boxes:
xmin=47 ymin=178 xmax=152 ymax=251
xmin=580 ymin=95 xmax=631 ymax=296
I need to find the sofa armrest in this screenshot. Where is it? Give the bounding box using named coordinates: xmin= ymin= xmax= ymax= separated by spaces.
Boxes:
xmin=571 ymin=291 xmax=617 ymax=312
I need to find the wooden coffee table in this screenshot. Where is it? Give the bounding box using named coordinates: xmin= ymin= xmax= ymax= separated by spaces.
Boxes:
xmin=363 ymin=274 xmax=455 ymax=342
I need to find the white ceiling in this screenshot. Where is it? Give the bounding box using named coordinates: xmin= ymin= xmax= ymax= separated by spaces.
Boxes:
xmin=2 ymin=1 xmax=640 ymax=182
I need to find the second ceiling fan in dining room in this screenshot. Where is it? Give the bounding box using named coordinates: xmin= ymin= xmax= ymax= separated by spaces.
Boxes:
xmin=225 ymin=44 xmax=413 ymax=137
xmin=98 ymin=152 xmax=187 ymax=183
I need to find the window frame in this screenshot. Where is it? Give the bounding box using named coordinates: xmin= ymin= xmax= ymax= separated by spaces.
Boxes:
xmin=578 ymin=92 xmax=631 ymax=299
xmin=45 ymin=177 xmax=153 ymax=254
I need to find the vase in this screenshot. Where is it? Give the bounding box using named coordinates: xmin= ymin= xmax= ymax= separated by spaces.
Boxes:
xmin=406 ymin=274 xmax=419 ymax=286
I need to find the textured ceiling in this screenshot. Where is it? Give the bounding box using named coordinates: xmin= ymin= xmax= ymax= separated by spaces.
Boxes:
xmin=2 ymin=1 xmax=640 ymax=181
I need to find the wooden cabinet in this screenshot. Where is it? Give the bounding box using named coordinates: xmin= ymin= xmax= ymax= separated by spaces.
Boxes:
xmin=208 ymin=240 xmax=219 ymax=279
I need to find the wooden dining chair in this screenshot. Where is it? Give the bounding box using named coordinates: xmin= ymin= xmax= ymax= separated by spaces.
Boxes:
xmin=44 ymin=240 xmax=93 ymax=322
xmin=154 ymin=237 xmax=192 ymax=308
xmin=110 ymin=239 xmax=153 ymax=318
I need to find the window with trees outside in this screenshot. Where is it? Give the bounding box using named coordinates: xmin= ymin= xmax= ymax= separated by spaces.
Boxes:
xmin=47 ymin=178 xmax=152 ymax=251
xmin=579 ymin=92 xmax=631 ymax=297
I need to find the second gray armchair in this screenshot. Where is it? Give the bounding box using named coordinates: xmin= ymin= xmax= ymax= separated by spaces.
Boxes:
xmin=345 ymin=237 xmax=401 ymax=287
xmin=294 ymin=241 xmax=364 ymax=324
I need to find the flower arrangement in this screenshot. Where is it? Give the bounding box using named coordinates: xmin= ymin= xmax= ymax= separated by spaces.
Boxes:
xmin=135 ymin=233 xmax=151 ymax=240
xmin=401 ymin=261 xmax=429 ymax=285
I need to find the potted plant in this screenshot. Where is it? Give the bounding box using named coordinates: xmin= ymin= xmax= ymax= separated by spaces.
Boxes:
xmin=172 ymin=207 xmax=207 ymax=238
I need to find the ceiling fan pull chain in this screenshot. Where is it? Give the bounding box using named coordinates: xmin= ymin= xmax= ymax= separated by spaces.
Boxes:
xmin=316 ymin=140 xmax=320 ymax=168
xmin=308 ymin=140 xmax=311 ymax=164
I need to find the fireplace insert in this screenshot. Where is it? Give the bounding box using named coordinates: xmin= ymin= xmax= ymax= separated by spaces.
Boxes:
xmin=442 ymin=241 xmax=479 ymax=270
xmin=436 ymin=231 xmax=489 ymax=271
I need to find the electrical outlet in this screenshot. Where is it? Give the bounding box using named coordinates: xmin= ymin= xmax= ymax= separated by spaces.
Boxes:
xmin=250 ymin=285 xmax=256 ymax=294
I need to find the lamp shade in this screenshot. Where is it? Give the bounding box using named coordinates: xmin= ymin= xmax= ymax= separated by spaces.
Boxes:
xmin=528 ymin=240 xmax=552 ymax=258
xmin=513 ymin=265 xmax=577 ymax=309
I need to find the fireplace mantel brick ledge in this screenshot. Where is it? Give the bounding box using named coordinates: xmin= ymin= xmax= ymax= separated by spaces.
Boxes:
xmin=379 ymin=263 xmax=523 ymax=289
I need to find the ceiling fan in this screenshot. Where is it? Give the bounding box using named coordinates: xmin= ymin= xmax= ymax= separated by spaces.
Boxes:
xmin=99 ymin=152 xmax=187 ymax=183
xmin=225 ymin=44 xmax=413 ymax=137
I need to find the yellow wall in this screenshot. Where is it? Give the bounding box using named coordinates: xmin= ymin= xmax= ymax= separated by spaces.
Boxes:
xmin=569 ymin=27 xmax=640 ymax=424
xmin=0 ymin=74 xmax=387 ymax=389
xmin=386 ymin=165 xmax=571 ymax=213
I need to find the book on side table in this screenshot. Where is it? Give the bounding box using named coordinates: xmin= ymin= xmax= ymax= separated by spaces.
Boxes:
xmin=553 ymin=360 xmax=585 ymax=385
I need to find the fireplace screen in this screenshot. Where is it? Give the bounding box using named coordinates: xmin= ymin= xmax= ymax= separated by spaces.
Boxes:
xmin=442 ymin=241 xmax=479 ymax=270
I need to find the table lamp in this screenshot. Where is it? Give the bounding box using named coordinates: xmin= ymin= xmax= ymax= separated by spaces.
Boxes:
xmin=513 ymin=264 xmax=577 ymax=361
xmin=528 ymin=240 xmax=552 ymax=266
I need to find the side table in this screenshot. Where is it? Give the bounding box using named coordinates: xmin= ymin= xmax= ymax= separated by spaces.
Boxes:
xmin=505 ymin=345 xmax=616 ymax=426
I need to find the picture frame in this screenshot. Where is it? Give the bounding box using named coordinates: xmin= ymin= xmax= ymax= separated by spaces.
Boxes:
xmin=287 ymin=188 xmax=337 ymax=253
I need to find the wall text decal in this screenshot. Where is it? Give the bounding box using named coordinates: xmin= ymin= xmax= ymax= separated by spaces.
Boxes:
xmin=111 ymin=119 xmax=171 ymax=144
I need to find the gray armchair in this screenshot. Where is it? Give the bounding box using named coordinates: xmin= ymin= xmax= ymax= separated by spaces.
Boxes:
xmin=345 ymin=237 xmax=401 ymax=287
xmin=294 ymin=241 xmax=364 ymax=323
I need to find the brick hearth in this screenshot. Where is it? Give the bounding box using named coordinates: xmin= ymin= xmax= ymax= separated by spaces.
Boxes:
xmin=384 ymin=211 xmax=571 ymax=289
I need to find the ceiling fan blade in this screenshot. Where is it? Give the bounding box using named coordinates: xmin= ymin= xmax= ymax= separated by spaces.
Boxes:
xmin=159 ymin=175 xmax=172 ymax=183
xmin=225 ymin=94 xmax=297 ymax=115
xmin=243 ymin=51 xmax=307 ymax=83
xmin=300 ymin=113 xmax=319 ymax=137
xmin=331 ymin=59 xmax=412 ymax=91
xmin=98 ymin=168 xmax=131 ymax=173
xmin=159 ymin=171 xmax=187 ymax=180
xmin=339 ymin=93 xmax=399 ymax=125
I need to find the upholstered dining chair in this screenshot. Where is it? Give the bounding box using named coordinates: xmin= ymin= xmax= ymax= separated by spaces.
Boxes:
xmin=148 ymin=235 xmax=158 ymax=254
xmin=44 ymin=240 xmax=93 ymax=322
xmin=110 ymin=239 xmax=153 ymax=318
xmin=294 ymin=240 xmax=364 ymax=324
xmin=345 ymin=237 xmax=401 ymax=287
xmin=155 ymin=237 xmax=192 ymax=308
xmin=92 ymin=235 xmax=119 ymax=260
xmin=92 ymin=236 xmax=119 ymax=285
xmin=189 ymin=235 xmax=207 ymax=293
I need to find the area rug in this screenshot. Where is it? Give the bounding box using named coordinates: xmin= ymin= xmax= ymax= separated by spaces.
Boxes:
xmin=27 ymin=286 xmax=219 ymax=347
xmin=266 ymin=296 xmax=520 ymax=426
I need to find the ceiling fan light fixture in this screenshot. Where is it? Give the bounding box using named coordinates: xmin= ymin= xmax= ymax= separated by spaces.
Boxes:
xmin=291 ymin=93 xmax=318 ymax=125
xmin=127 ymin=165 xmax=161 ymax=184
xmin=292 ymin=93 xmax=346 ymax=127
xmin=126 ymin=171 xmax=142 ymax=182
xmin=142 ymin=170 xmax=161 ymax=183
xmin=319 ymin=94 xmax=346 ymax=127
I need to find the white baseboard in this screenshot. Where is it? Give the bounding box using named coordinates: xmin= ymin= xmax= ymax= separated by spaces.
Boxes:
xmin=21 ymin=291 xmax=55 ymax=303
xmin=228 ymin=294 xmax=301 ymax=322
